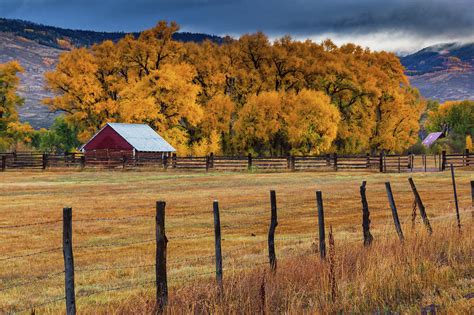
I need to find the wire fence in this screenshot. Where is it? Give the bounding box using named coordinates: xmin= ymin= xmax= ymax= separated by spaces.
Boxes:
xmin=1 ymin=176 xmax=473 ymax=314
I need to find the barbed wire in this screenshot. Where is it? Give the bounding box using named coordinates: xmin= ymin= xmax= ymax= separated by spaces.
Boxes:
xmin=9 ymin=296 xmax=65 ymax=315
xmin=0 ymin=270 xmax=64 ymax=292
xmin=76 ymin=263 xmax=155 ymax=273
xmin=74 ymin=238 xmax=155 ymax=250
xmin=75 ymin=214 xmax=154 ymax=223
xmin=0 ymin=219 xmax=62 ymax=230
xmin=0 ymin=247 xmax=61 ymax=262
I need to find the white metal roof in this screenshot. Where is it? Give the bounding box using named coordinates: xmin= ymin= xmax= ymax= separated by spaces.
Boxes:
xmin=101 ymin=123 xmax=175 ymax=152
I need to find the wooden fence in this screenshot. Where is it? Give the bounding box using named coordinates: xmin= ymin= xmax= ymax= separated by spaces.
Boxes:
xmin=1 ymin=175 xmax=471 ymax=314
xmin=0 ymin=150 xmax=473 ymax=173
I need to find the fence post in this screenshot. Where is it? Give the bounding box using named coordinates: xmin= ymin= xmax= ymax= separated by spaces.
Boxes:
xmin=122 ymin=156 xmax=127 ymax=169
xmin=316 ymin=191 xmax=326 ymax=258
xmin=80 ymin=156 xmax=85 ymax=170
xmin=163 ymin=154 xmax=168 ymax=170
xmin=1 ymin=155 xmax=6 ymax=171
xmin=333 ymin=153 xmax=338 ymax=171
xmin=62 ymin=207 xmax=76 ymax=315
xmin=155 ymin=201 xmax=168 ymax=312
xmin=411 ymin=154 xmax=414 ymax=172
xmin=268 ymin=190 xmax=278 ymax=272
xmin=408 ymin=178 xmax=432 ymax=234
xmin=248 ymin=153 xmax=253 ymax=171
xmin=366 ymin=153 xmax=370 ymax=169
xmin=450 ymin=165 xmax=461 ymax=231
xmin=213 ymin=200 xmax=223 ymax=293
xmin=471 ymin=180 xmax=474 ymax=218
xmin=172 ymin=153 xmax=177 ymax=169
xmin=206 ymin=155 xmax=210 ymax=172
xmin=360 ymin=181 xmax=373 ymax=246
xmin=42 ymin=153 xmax=48 ymax=170
xmin=385 ymin=182 xmax=404 ymax=242
xmin=326 ymin=154 xmax=331 ymax=167
xmin=291 ymin=155 xmax=295 ymax=171
xmin=441 ymin=151 xmax=447 ymax=171
xmin=210 ymin=152 xmax=214 ymax=169
xmin=466 ymin=149 xmax=470 ymax=166
xmin=379 ymin=152 xmax=384 ymax=173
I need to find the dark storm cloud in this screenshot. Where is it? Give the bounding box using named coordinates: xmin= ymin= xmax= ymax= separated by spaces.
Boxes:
xmin=1 ymin=0 xmax=473 ymax=51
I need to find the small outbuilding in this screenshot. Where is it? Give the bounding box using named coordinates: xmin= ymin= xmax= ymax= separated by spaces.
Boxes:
xmin=81 ymin=123 xmax=175 ymax=159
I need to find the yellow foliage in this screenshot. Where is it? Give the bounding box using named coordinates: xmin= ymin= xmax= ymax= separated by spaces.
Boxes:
xmin=466 ymin=135 xmax=473 ymax=150
xmin=43 ymin=21 xmax=424 ymax=155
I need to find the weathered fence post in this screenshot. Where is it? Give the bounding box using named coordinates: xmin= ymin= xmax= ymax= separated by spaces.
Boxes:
xmin=360 ymin=181 xmax=373 ymax=246
xmin=424 ymin=154 xmax=427 ymax=172
xmin=80 ymin=156 xmax=85 ymax=170
xmin=209 ymin=152 xmax=214 ymax=169
xmin=163 ymin=154 xmax=168 ymax=170
xmin=333 ymin=153 xmax=338 ymax=171
xmin=172 ymin=153 xmax=177 ymax=169
xmin=290 ymin=155 xmax=296 ymax=171
xmin=408 ymin=178 xmax=432 ymax=234
xmin=155 ymin=201 xmax=168 ymax=312
xmin=248 ymin=153 xmax=253 ymax=171
xmin=398 ymin=156 xmax=401 ymax=173
xmin=1 ymin=155 xmax=6 ymax=171
xmin=366 ymin=153 xmax=371 ymax=169
xmin=205 ymin=155 xmax=210 ymax=172
xmin=268 ymin=190 xmax=278 ymax=272
xmin=316 ymin=191 xmax=326 ymax=258
xmin=466 ymin=149 xmax=470 ymax=166
xmin=42 ymin=153 xmax=48 ymax=170
xmin=213 ymin=200 xmax=223 ymax=293
xmin=379 ymin=151 xmax=384 ymax=173
xmin=450 ymin=164 xmax=461 ymax=230
xmin=441 ymin=151 xmax=447 ymax=171
xmin=62 ymin=207 xmax=76 ymax=315
xmin=122 ymin=156 xmax=127 ymax=169
xmin=385 ymin=182 xmax=404 ymax=242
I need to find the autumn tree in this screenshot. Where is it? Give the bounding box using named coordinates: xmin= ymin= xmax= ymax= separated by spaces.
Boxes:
xmin=44 ymin=21 xmax=424 ymax=156
xmin=0 ymin=61 xmax=35 ymax=151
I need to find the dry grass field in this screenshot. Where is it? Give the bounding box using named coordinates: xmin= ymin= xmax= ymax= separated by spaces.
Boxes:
xmin=0 ymin=169 xmax=473 ymax=314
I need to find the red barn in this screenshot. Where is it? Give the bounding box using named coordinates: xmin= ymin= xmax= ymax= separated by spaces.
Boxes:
xmin=81 ymin=123 xmax=175 ymax=159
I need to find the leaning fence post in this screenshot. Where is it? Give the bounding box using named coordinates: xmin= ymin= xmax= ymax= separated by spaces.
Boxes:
xmin=268 ymin=190 xmax=278 ymax=272
xmin=213 ymin=200 xmax=223 ymax=293
xmin=360 ymin=181 xmax=373 ymax=246
xmin=385 ymin=182 xmax=404 ymax=242
xmin=316 ymin=191 xmax=326 ymax=258
xmin=155 ymin=201 xmax=168 ymax=312
xmin=450 ymin=165 xmax=461 ymax=230
xmin=408 ymin=178 xmax=432 ymax=234
xmin=62 ymin=207 xmax=76 ymax=315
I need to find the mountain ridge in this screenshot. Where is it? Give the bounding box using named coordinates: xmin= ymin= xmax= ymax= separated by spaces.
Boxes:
xmin=0 ymin=18 xmax=472 ymax=129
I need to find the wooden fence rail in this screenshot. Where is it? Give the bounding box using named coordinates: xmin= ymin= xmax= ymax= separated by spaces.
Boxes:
xmin=0 ymin=151 xmax=472 ymax=173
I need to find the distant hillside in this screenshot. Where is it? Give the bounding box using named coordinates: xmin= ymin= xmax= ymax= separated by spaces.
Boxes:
xmin=0 ymin=18 xmax=223 ymax=49
xmin=0 ymin=18 xmax=223 ymax=128
xmin=401 ymin=42 xmax=474 ymax=102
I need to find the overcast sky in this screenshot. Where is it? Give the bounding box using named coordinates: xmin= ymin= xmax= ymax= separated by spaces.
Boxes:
xmin=1 ymin=0 xmax=473 ymax=54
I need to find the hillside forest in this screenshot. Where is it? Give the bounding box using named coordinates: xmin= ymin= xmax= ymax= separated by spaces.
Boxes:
xmin=1 ymin=21 xmax=473 ymax=155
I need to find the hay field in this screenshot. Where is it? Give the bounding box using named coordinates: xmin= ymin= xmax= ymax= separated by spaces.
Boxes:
xmin=0 ymin=169 xmax=473 ymax=313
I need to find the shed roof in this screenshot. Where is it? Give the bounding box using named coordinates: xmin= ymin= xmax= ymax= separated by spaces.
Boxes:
xmin=83 ymin=123 xmax=176 ymax=152
xmin=422 ymin=132 xmax=444 ymax=147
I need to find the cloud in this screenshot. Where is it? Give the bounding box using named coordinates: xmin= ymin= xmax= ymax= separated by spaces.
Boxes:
xmin=0 ymin=0 xmax=473 ymax=52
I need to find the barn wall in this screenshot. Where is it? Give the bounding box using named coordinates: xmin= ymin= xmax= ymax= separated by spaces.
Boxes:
xmin=83 ymin=125 xmax=133 ymax=151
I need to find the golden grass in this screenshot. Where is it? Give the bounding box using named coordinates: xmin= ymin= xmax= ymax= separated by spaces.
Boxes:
xmin=0 ymin=169 xmax=473 ymax=314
